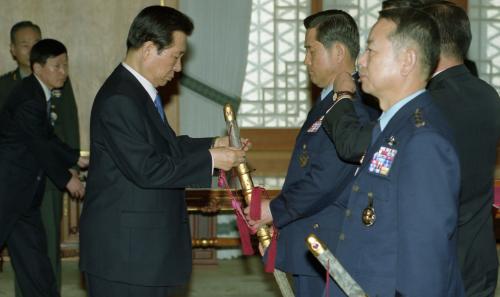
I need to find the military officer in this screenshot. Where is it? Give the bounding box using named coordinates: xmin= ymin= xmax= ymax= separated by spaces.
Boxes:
xmin=244 ymin=10 xmax=377 ymax=297
xmin=329 ymin=8 xmax=464 ymax=296
xmin=0 ymin=21 xmax=80 ymax=296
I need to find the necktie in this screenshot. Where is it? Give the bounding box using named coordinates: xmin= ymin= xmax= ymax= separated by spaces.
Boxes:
xmin=371 ymin=121 xmax=381 ymax=145
xmin=47 ymin=97 xmax=52 ymax=120
xmin=47 ymin=96 xmax=55 ymax=126
xmin=154 ymin=94 xmax=165 ymax=123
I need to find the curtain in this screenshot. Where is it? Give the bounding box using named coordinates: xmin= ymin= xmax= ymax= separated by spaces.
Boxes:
xmin=179 ymin=0 xmax=252 ymax=259
xmin=178 ymin=0 xmax=252 ymax=137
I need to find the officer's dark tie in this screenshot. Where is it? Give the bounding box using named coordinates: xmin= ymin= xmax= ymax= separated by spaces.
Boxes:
xmin=154 ymin=94 xmax=165 ymax=123
xmin=371 ymin=120 xmax=381 ymax=145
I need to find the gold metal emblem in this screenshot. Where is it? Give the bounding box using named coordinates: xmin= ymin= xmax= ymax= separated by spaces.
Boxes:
xmin=299 ymin=144 xmax=309 ymax=167
xmin=362 ymin=194 xmax=376 ymax=226
xmin=299 ymin=151 xmax=309 ymax=167
xmin=414 ymin=108 xmax=426 ymax=128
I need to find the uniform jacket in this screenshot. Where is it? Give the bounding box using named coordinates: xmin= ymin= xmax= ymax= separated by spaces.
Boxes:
xmin=79 ymin=64 xmax=213 ymax=286
xmin=331 ymin=92 xmax=464 ymax=297
xmin=269 ymin=89 xmax=373 ymax=277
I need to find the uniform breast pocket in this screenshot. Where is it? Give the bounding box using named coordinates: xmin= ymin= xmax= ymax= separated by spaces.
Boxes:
xmin=351 ymin=179 xmax=397 ymax=276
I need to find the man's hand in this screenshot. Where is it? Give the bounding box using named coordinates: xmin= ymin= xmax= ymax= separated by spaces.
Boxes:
xmin=209 ymin=147 xmax=245 ymax=171
xmin=213 ymin=136 xmax=252 ymax=151
xmin=77 ymin=156 xmax=89 ymax=169
xmin=244 ymin=198 xmax=273 ymax=230
xmin=66 ymin=171 xmax=85 ymax=199
xmin=333 ymin=72 xmax=356 ymax=95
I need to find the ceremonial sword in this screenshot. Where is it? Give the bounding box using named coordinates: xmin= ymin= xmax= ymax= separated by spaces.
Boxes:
xmin=223 ymin=103 xmax=295 ymax=297
xmin=306 ymin=234 xmax=368 ymax=297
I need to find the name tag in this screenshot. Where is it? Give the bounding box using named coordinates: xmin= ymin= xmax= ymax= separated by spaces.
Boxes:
xmin=368 ymin=146 xmax=397 ymax=176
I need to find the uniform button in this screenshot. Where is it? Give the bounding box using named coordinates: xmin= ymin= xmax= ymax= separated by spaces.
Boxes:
xmin=339 ymin=233 xmax=345 ymax=241
xmin=345 ymin=209 xmax=351 ymax=217
xmin=303 ymin=144 xmax=307 ymax=149
xmin=36 ymin=176 xmax=41 ymax=181
xmin=352 ymin=185 xmax=359 ymax=192
xmin=313 ymin=223 xmax=319 ymax=229
xmin=367 ymin=192 xmax=374 ymax=198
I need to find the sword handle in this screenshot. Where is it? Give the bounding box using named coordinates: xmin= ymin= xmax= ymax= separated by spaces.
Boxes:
xmin=306 ymin=234 xmax=369 ymax=297
xmin=223 ymin=103 xmax=272 ymax=247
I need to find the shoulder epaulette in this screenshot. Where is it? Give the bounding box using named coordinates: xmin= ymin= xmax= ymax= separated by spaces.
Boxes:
xmin=413 ymin=108 xmax=426 ymax=128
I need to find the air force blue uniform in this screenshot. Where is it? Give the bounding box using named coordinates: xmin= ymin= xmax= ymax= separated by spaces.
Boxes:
xmin=269 ymin=87 xmax=374 ymax=296
xmin=331 ymin=91 xmax=464 ymax=297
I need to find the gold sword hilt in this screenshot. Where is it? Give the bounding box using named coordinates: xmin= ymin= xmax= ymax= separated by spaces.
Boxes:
xmin=224 ymin=103 xmax=272 ymax=248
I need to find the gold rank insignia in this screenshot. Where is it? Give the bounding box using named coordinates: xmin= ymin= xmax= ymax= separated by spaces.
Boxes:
xmin=298 ymin=144 xmax=309 ymax=167
xmin=414 ymin=108 xmax=426 ymax=128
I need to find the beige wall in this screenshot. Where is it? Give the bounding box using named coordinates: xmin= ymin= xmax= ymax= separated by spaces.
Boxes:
xmin=0 ymin=0 xmax=177 ymax=149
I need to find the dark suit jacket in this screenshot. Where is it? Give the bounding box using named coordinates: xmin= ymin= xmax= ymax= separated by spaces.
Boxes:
xmin=79 ymin=64 xmax=213 ymax=286
xmin=269 ymin=90 xmax=372 ymax=277
xmin=428 ymin=65 xmax=500 ymax=289
xmin=0 ymin=75 xmax=78 ymax=243
xmin=322 ymin=73 xmax=379 ymax=163
xmin=332 ymin=92 xmax=464 ymax=296
xmin=0 ymin=68 xmax=80 ymax=192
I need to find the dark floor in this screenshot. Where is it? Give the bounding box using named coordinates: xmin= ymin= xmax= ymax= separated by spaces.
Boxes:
xmin=1 ymin=252 xmax=499 ymax=297
xmin=0 ymin=256 xmax=282 ymax=297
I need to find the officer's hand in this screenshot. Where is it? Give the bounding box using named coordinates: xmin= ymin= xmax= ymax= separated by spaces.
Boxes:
xmin=333 ymin=72 xmax=356 ymax=97
xmin=209 ymin=147 xmax=245 ymax=171
xmin=244 ymin=199 xmax=273 ymax=229
xmin=77 ymin=156 xmax=89 ymax=169
xmin=66 ymin=173 xmax=85 ymax=199
xmin=213 ymin=136 xmax=252 ymax=151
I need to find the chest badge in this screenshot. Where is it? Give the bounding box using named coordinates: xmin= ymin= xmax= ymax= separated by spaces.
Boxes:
xmin=362 ymin=193 xmax=376 ymax=226
xmin=298 ymin=144 xmax=309 ymax=167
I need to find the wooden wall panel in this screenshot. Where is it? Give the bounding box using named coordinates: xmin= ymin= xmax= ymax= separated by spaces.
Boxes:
xmin=240 ymin=128 xmax=297 ymax=176
xmin=0 ymin=0 xmax=179 ymax=149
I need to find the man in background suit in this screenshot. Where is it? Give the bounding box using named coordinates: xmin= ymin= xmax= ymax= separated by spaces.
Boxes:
xmin=245 ymin=10 xmax=375 ymax=297
xmin=422 ymin=2 xmax=500 ymax=296
xmin=330 ymin=8 xmax=464 ymax=296
xmin=79 ymin=6 xmax=245 ymax=297
xmin=0 ymin=38 xmax=86 ymax=297
xmin=0 ymin=21 xmax=80 ymax=297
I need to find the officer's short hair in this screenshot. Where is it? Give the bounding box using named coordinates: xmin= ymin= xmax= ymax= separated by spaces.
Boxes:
xmin=127 ymin=5 xmax=194 ymax=52
xmin=304 ymin=10 xmax=360 ymax=59
xmin=379 ymin=8 xmax=440 ymax=79
xmin=421 ymin=1 xmax=471 ymax=61
xmin=10 ymin=21 xmax=41 ymax=44
xmin=30 ymin=39 xmax=67 ymax=70
xmin=381 ymin=0 xmax=423 ymax=10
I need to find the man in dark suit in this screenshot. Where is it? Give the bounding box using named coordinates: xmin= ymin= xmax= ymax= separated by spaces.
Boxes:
xmin=422 ymin=2 xmax=500 ymax=296
xmin=245 ymin=10 xmax=375 ymax=297
xmin=0 ymin=38 xmax=86 ymax=297
xmin=0 ymin=21 xmax=81 ymax=297
xmin=329 ymin=8 xmax=464 ymax=296
xmin=79 ymin=6 xmax=245 ymax=297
